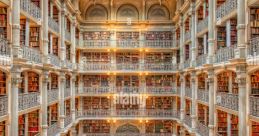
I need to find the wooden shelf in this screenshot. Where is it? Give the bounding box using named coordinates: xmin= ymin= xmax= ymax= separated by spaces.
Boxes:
xmin=117 ymin=32 xmax=139 ymax=40
xmin=0 ymin=8 xmax=7 ymax=39
xmin=28 ymin=110 xmax=39 ymax=136
xmin=251 ymin=71 xmax=259 ymax=96
xmin=145 ymin=31 xmax=172 ymax=40
xmin=146 ymin=75 xmax=173 ymax=87
xmin=83 ymin=75 xmax=109 ymax=87
xmin=250 ymin=8 xmax=259 ymax=38
xmin=146 ymin=97 xmax=173 ymax=110
xmin=145 ymin=120 xmax=173 ymax=133
xmin=0 ymin=121 xmax=5 ymax=136
xmin=65 ymin=100 xmax=71 ymax=115
xmin=82 ymin=52 xmax=110 ymax=63
xmin=217 ymin=110 xmax=227 ymax=136
xmin=83 ymin=32 xmax=110 ymax=40
xmin=217 ymin=27 xmax=226 ymax=49
xmin=51 ymin=73 xmax=58 ymax=89
xmin=145 ymin=52 xmax=173 ymax=64
xmin=116 ymin=75 xmax=139 ymax=87
xmin=28 ymin=72 xmax=39 ymax=92
xmin=19 ymin=115 xmax=25 ymax=136
xmin=48 ymin=104 xmax=58 ymax=125
xmin=82 ymin=120 xmax=110 ymax=133
xmin=252 ymin=121 xmax=259 ymax=135
xmin=82 ymin=97 xmax=110 ymax=110
xmin=29 ymin=27 xmax=40 ymax=48
xmin=116 ymin=52 xmax=139 ymax=64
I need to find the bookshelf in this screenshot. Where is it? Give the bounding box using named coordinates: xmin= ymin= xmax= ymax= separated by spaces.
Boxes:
xmin=83 ymin=32 xmax=110 ymax=40
xmin=176 ymin=75 xmax=180 ymax=87
xmin=82 ymin=52 xmax=110 ymax=63
xmin=145 ymin=52 xmax=173 ymax=64
xmin=185 ymin=44 xmax=190 ymax=60
xmin=250 ymin=8 xmax=259 ymax=38
xmin=29 ymin=27 xmax=40 ymax=48
xmin=53 ymin=6 xmax=59 ymax=23
xmin=197 ymin=5 xmax=204 ymax=21
xmin=177 ymin=98 xmax=180 ymax=111
xmin=117 ymin=32 xmax=139 ymax=40
xmin=231 ymin=115 xmax=238 ymax=136
xmin=198 ymin=38 xmax=204 ymax=56
xmin=198 ymin=73 xmax=207 ymax=89
xmin=49 ymin=104 xmax=58 ymax=125
xmin=185 ymin=100 xmax=191 ymax=115
xmin=252 ymin=121 xmax=259 ymax=135
xmin=19 ymin=73 xmax=25 ymax=93
xmin=19 ymin=115 xmax=25 ymax=136
xmin=65 ymin=100 xmax=71 ymax=115
xmin=51 ymin=73 xmax=58 ymax=89
xmin=0 ymin=71 xmax=6 ymax=96
xmin=76 ymin=28 xmax=80 ymax=39
xmin=28 ymin=72 xmax=39 ymax=92
xmin=20 ymin=19 xmax=26 ymax=46
xmin=176 ymin=28 xmax=180 ymax=40
xmin=75 ymin=98 xmax=79 ymax=111
xmin=66 ymin=44 xmax=71 ymax=61
xmin=0 ymin=121 xmax=5 ymax=136
xmin=251 ymin=71 xmax=259 ymax=96
xmin=217 ymin=27 xmax=226 ymax=49
xmin=0 ymin=8 xmax=7 ymax=39
xmin=83 ymin=75 xmax=109 ymax=87
xmin=31 ymin=0 xmax=40 ymax=7
xmin=146 ymin=97 xmax=173 ymax=110
xmin=82 ymin=120 xmax=110 ymax=133
xmin=185 ymin=18 xmax=190 ymax=32
xmin=82 ymin=97 xmax=110 ymax=110
xmin=146 ymin=75 xmax=173 ymax=87
xmin=145 ymin=120 xmax=173 ymax=133
xmin=232 ymin=73 xmax=238 ymax=94
xmin=185 ymin=74 xmax=191 ymax=88
xmin=198 ymin=104 xmax=205 ymax=124
xmin=217 ymin=72 xmax=229 ymax=93
xmin=116 ymin=75 xmax=139 ymax=87
xmin=217 ymin=110 xmax=227 ymax=136
xmin=28 ymin=110 xmax=39 ymax=136
xmin=66 ymin=75 xmax=70 ymax=88
xmin=66 ymin=18 xmax=70 ymax=32
xmin=145 ymin=31 xmax=172 ymax=40
xmin=116 ymin=52 xmax=139 ymax=64
xmin=53 ymin=37 xmax=59 ymax=56
xmin=230 ymin=19 xmax=237 ymax=46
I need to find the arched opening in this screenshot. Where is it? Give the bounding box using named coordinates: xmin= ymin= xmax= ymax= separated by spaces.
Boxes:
xmin=147 ymin=4 xmax=170 ymax=20
xmin=117 ymin=4 xmax=139 ymax=21
xmin=85 ymin=4 xmax=108 ymax=21
xmin=116 ymin=123 xmax=140 ymax=133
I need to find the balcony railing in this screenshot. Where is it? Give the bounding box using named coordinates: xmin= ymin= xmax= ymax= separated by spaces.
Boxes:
xmin=214 ymin=45 xmax=235 ymax=63
xmin=49 ymin=54 xmax=61 ymax=67
xmin=197 ymin=17 xmax=208 ymax=33
xmin=116 ymin=87 xmax=141 ymax=94
xmin=84 ymin=134 xmax=174 ymax=136
xmin=184 ymin=114 xmax=192 ymax=128
xmin=145 ymin=40 xmax=176 ymax=48
xmin=47 ymin=123 xmax=60 ymax=136
xmin=48 ymin=17 xmax=59 ymax=33
xmin=65 ymin=31 xmax=71 ymax=42
xmin=176 ymin=87 xmax=181 ymax=95
xmin=64 ymin=88 xmax=71 ymax=98
xmin=20 ymin=0 xmax=41 ymax=20
xmin=65 ymin=61 xmax=73 ymax=69
xmin=22 ymin=46 xmax=42 ymax=64
xmin=79 ymin=87 xmax=111 ymax=95
xmin=196 ymin=54 xmax=207 ymax=67
xmin=48 ymin=89 xmax=59 ymax=104
xmin=216 ymin=92 xmax=238 ymax=111
xmin=184 ymin=59 xmax=190 ymax=69
xmin=117 ymin=40 xmax=140 ymax=48
xmin=146 ymin=87 xmax=177 ymax=94
xmin=184 ymin=31 xmax=191 ymax=42
xmin=250 ymin=96 xmax=259 ymax=117
xmin=197 ymin=89 xmax=209 ymax=103
xmin=64 ymin=114 xmax=72 ymax=128
xmin=197 ymin=122 xmax=209 ymax=136
xmin=83 ymin=40 xmax=110 ymax=48
xmin=79 ymin=63 xmax=111 ymax=71
xmin=248 ymin=37 xmax=259 ymax=57
xmin=185 ymin=87 xmax=192 ymax=98
xmin=216 ymin=0 xmax=237 ymax=22
xmin=19 ymin=92 xmax=40 ymax=111
xmin=76 ymin=109 xmax=111 ymax=118
xmin=116 ymin=63 xmax=140 ymax=71
xmin=0 ymin=96 xmax=7 ymax=117
xmin=144 ymin=63 xmax=178 ymax=71
xmin=0 ymin=37 xmax=11 ymax=65
xmin=145 ymin=110 xmax=180 ymax=118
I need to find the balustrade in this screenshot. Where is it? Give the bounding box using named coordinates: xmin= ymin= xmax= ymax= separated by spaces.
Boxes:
xmin=184 ymin=115 xmax=192 ymax=128
xmin=184 ymin=31 xmax=191 ymax=42
xmin=184 ymin=59 xmax=190 ymax=69
xmin=145 ymin=40 xmax=176 ymax=48
xmin=197 ymin=122 xmax=209 ymax=136
xmin=216 ymin=92 xmax=238 ymax=111
xmin=197 ymin=89 xmax=209 ymax=103
xmin=196 ymin=54 xmax=207 ymax=67
xmin=83 ymin=40 xmax=109 ymax=48
xmin=116 ymin=63 xmax=140 ymax=71
xmin=76 ymin=110 xmax=111 ymax=118
xmin=48 ymin=17 xmax=59 ymax=33
xmin=146 ymin=87 xmax=177 ymax=94
xmin=117 ymin=40 xmax=140 ymax=48
xmin=64 ymin=88 xmax=71 ymax=98
xmin=20 ymin=0 xmax=41 ymax=20
xmin=0 ymin=37 xmax=10 ymax=65
xmin=80 ymin=63 xmax=111 ymax=71
xmin=49 ymin=54 xmax=61 ymax=67
xmin=48 ymin=89 xmax=59 ymax=104
xmin=65 ymin=31 xmax=71 ymax=42
xmin=47 ymin=123 xmax=60 ymax=136
xmin=64 ymin=114 xmax=72 ymax=127
xmin=185 ymin=87 xmax=192 ymax=98
xmin=214 ymin=45 xmax=235 ymax=63
xmin=116 ymin=87 xmax=141 ymax=94
xmin=250 ymin=96 xmax=259 ymax=117
xmin=80 ymin=87 xmax=110 ymax=94
xmin=0 ymin=96 xmax=7 ymax=117
xmin=22 ymin=46 xmax=42 ymax=64
xmin=19 ymin=92 xmax=40 ymax=111
xmin=144 ymin=63 xmax=178 ymax=71
xmin=248 ymin=37 xmax=259 ymax=57
xmin=216 ymin=0 xmax=237 ymax=22
xmin=197 ymin=17 xmax=208 ymax=33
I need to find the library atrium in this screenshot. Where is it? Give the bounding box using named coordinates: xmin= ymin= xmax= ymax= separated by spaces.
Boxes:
xmin=0 ymin=0 xmax=257 ymax=135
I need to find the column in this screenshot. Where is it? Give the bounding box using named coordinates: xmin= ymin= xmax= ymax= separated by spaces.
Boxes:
xmin=24 ymin=72 xmax=28 ymax=93
xmin=180 ymin=72 xmax=185 ymax=121
xmin=60 ymin=4 xmax=66 ymax=62
xmin=59 ymin=73 xmax=66 ymax=130
xmin=207 ymin=0 xmax=216 ymax=64
xmin=236 ymin=0 xmax=246 ymax=58
xmin=172 ymin=123 xmax=177 ymax=136
xmin=12 ymin=0 xmax=21 ymax=58
xmin=71 ymin=74 xmax=76 ymax=121
xmin=24 ymin=114 xmax=28 ymax=136
xmin=42 ymin=0 xmax=49 ymax=63
xmin=10 ymin=65 xmax=21 ymax=136
xmin=70 ymin=126 xmax=77 ymax=136
xmin=25 ymin=18 xmax=30 ymax=47
xmin=180 ymin=126 xmax=186 ymax=136
xmin=204 ymin=107 xmax=208 ymax=125
xmin=179 ymin=14 xmax=184 ymax=67
xmin=191 ymin=71 xmax=197 ymax=132
xmin=227 ymin=113 xmax=231 ymax=136
xmin=190 ymin=1 xmax=196 ymax=67
xmin=208 ymin=68 xmax=215 ymax=136
xmin=41 ymin=70 xmax=49 ymax=136
xmin=71 ymin=16 xmax=76 ymax=64
xmin=236 ymin=64 xmax=248 ymax=136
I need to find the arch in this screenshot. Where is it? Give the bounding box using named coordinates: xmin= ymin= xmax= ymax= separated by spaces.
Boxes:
xmin=116 ymin=123 xmax=140 ymax=133
xmin=85 ymin=4 xmax=108 ymax=21
xmin=147 ymin=4 xmax=170 ymax=20
xmin=116 ymin=4 xmax=139 ymax=21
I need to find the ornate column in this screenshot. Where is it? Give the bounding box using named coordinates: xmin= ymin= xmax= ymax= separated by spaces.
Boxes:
xmin=180 ymin=72 xmax=185 ymax=121
xmin=190 ymin=0 xmax=196 ymax=67
xmin=10 ymin=65 xmax=21 ymax=136
xmin=12 ymin=0 xmax=21 ymax=59
xmin=235 ymin=0 xmax=246 ymax=58
xmin=60 ymin=3 xmax=66 ymax=62
xmin=207 ymin=0 xmax=216 ymax=64
xmin=71 ymin=73 xmax=77 ymax=121
xmin=59 ymin=73 xmax=66 ymax=130
xmin=71 ymin=16 xmax=76 ymax=64
xmin=191 ymin=71 xmax=197 ymax=132
xmin=42 ymin=0 xmax=49 ymax=63
xmin=179 ymin=14 xmax=184 ymax=67
xmin=236 ymin=64 xmax=248 ymax=136
xmin=41 ymin=70 xmax=49 ymax=136
xmin=207 ymin=68 xmax=215 ymax=136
